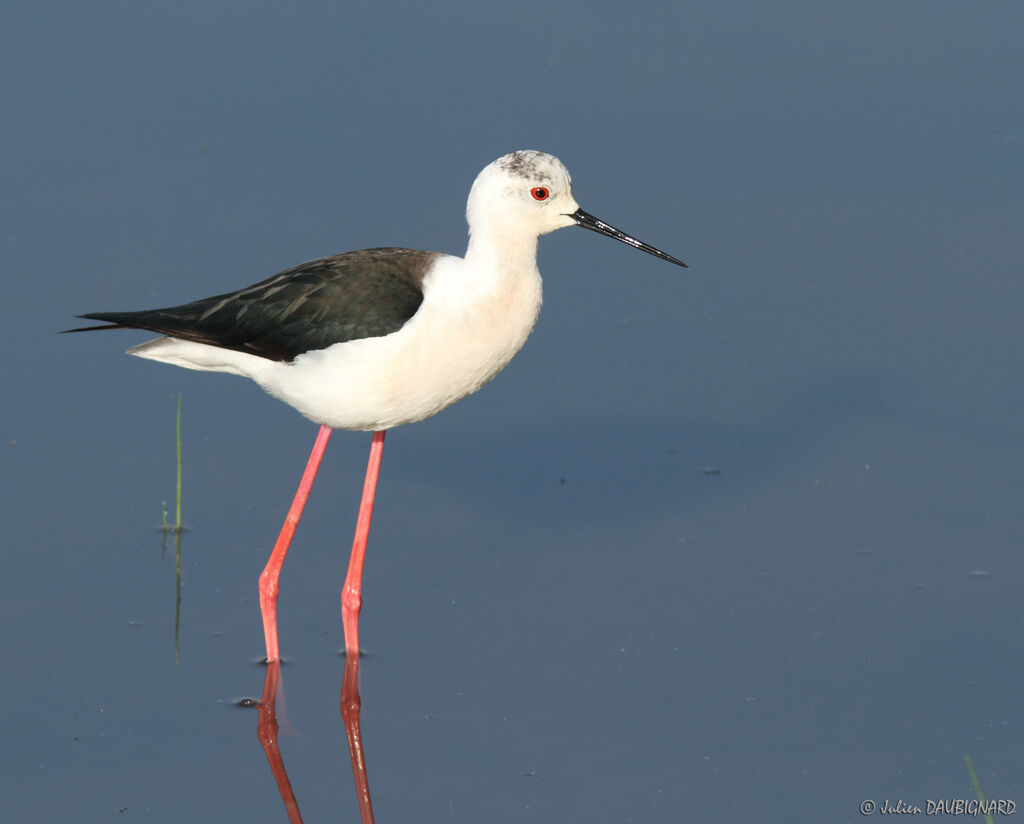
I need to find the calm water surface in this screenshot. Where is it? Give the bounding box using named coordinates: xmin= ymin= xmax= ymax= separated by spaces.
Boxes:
xmin=2 ymin=3 xmax=1021 ymax=821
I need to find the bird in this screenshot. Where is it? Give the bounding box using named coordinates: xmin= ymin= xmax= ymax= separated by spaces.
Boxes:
xmin=67 ymin=150 xmax=687 ymax=662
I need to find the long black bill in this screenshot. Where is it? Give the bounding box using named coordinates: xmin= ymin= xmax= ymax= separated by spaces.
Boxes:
xmin=571 ymin=208 xmax=687 ymax=268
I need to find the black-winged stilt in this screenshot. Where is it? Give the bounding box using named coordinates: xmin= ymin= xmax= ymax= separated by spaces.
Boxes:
xmin=67 ymin=150 xmax=686 ymax=662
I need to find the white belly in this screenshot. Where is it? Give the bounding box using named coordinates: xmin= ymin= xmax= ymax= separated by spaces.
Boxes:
xmin=128 ymin=254 xmax=544 ymax=431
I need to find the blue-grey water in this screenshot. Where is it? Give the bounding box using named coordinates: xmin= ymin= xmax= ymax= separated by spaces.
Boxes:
xmin=3 ymin=3 xmax=1022 ymax=822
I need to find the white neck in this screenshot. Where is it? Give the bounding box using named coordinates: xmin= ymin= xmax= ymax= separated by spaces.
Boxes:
xmin=464 ymin=221 xmax=541 ymax=288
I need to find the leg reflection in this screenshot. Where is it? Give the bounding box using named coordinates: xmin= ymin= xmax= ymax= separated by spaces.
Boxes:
xmin=341 ymin=653 xmax=375 ymax=823
xmin=255 ymin=662 xmax=304 ymax=823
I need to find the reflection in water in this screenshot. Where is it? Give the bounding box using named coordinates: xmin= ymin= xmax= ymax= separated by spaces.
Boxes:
xmin=159 ymin=523 xmax=183 ymax=665
xmin=255 ymin=663 xmax=304 ymax=823
xmin=340 ymin=654 xmax=375 ymax=822
xmin=251 ymin=658 xmax=376 ymax=823
xmin=160 ymin=393 xmax=185 ymax=665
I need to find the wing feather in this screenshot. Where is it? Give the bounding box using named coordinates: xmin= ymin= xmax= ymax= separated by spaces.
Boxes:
xmin=68 ymin=248 xmax=439 ymax=362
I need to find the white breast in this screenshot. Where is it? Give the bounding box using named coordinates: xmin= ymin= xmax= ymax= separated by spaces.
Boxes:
xmin=132 ymin=252 xmax=544 ymax=431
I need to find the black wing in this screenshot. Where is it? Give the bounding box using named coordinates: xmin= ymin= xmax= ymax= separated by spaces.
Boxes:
xmin=67 ymin=248 xmax=439 ymax=362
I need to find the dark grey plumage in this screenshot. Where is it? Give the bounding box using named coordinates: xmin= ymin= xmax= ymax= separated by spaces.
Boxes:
xmin=67 ymin=248 xmax=439 ymax=362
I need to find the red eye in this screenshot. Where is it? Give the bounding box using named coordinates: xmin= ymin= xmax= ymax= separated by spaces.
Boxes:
xmin=531 ymin=187 xmax=549 ymax=201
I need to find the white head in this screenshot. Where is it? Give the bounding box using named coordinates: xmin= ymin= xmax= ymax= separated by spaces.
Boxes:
xmin=466 ymin=151 xmax=580 ymax=239
xmin=466 ymin=150 xmax=688 ymax=267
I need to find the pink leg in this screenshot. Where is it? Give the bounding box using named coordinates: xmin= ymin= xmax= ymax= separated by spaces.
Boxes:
xmin=341 ymin=430 xmax=386 ymax=656
xmin=259 ymin=424 xmax=333 ymax=663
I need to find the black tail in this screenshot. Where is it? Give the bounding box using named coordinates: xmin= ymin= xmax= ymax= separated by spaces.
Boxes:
xmin=62 ymin=312 xmax=145 ymax=334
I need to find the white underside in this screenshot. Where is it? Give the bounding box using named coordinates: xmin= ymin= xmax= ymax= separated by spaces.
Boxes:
xmin=128 ymin=252 xmax=544 ymax=431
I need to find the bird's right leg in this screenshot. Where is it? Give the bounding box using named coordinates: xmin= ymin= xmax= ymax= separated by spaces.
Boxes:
xmin=259 ymin=424 xmax=333 ymax=663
